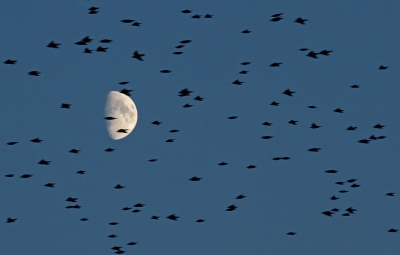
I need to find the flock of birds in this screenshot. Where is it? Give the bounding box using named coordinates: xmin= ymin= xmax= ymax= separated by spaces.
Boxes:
xmin=3 ymin=5 xmax=399 ymax=254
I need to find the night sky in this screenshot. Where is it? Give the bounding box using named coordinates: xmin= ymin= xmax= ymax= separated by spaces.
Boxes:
xmin=1 ymin=1 xmax=400 ymax=254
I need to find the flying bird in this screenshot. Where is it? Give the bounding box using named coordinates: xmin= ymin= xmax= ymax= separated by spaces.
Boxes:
xmin=189 ymin=176 xmax=202 ymax=181
xmin=38 ymin=159 xmax=50 ymax=165
xmin=270 ymin=101 xmax=279 ymax=106
xmin=226 ymin=205 xmax=237 ymax=211
xmin=218 ymin=162 xmax=228 ymax=166
xmin=132 ymin=50 xmax=145 ymax=61
xmin=288 ymin=120 xmax=298 ymax=125
xmin=6 ymin=218 xmax=17 ymax=223
xmin=374 ymin=124 xmax=384 ymax=129
xmin=166 ymin=214 xmax=179 ymax=220
xmin=132 ymin=22 xmax=141 ymax=26
xmin=165 ymin=139 xmax=175 ymax=142
xmin=204 ymin=14 xmax=213 ymax=18
xmin=236 ymin=194 xmax=246 ymax=199
xmin=152 ymin=121 xmax=162 ymax=125
xmin=310 ymin=123 xmax=321 ymax=129
xmin=191 ymin=14 xmax=201 ymax=19
xmin=44 ymin=183 xmax=55 ymax=188
xmin=160 ymin=70 xmax=172 ymax=73
xmin=232 ymin=79 xmax=243 ymax=85
xmin=379 ymin=65 xmax=388 ymax=70
xmin=31 ymin=138 xmax=42 ymax=143
xmin=114 ymin=184 xmax=124 ymax=189
xmin=306 ymin=51 xmax=318 ymax=58
xmin=61 ymin=103 xmax=71 ymax=109
xmin=181 ymin=9 xmax=191 ymax=14
xmin=4 ymin=59 xmax=16 ymax=64
xmin=121 ymin=19 xmax=134 ymax=23
xmin=270 ymin=62 xmax=282 ymax=67
xmin=28 ymin=71 xmax=40 ymax=76
xmin=325 ymin=169 xmax=337 ymax=173
xmin=287 ymin=232 xmax=296 ymax=235
xmin=76 ymin=170 xmax=85 ymax=174
xmin=21 ymin=174 xmax=33 ymax=178
xmin=96 ymin=46 xmax=107 ymax=52
xmin=283 ymin=89 xmax=295 ymax=96
xmin=308 ymin=148 xmax=321 ymax=152
xmin=334 ymin=108 xmax=344 ymax=113
xmin=105 ymin=148 xmax=115 ymax=152
xmin=7 ymin=142 xmax=18 ymax=145
xmin=319 ymin=50 xmax=333 ymax=56
xmin=241 ymin=29 xmax=251 ymax=34
xmin=119 ymin=89 xmax=132 ymax=96
xmin=294 ymin=17 xmax=307 ymax=24
xmin=47 ymin=41 xmax=60 ymax=48
xmin=69 ymin=149 xmax=80 ymax=154
xmin=83 ymin=48 xmax=92 ymax=53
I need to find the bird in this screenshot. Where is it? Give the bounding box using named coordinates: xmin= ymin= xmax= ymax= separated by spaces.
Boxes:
xmin=47 ymin=41 xmax=60 ymax=48
xmin=308 ymin=105 xmax=317 ymax=109
xmin=299 ymin=48 xmax=309 ymax=51
xmin=127 ymin=242 xmax=137 ymax=245
xmin=347 ymin=179 xmax=357 ymax=183
xmin=287 ymin=232 xmax=296 ymax=235
xmin=204 ymin=14 xmax=213 ymax=18
xmin=132 ymin=22 xmax=141 ymax=26
xmin=339 ymin=190 xmax=348 ymax=193
xmin=134 ymin=203 xmax=145 ymax=207
xmin=183 ymin=103 xmax=192 ymax=108
xmin=239 ymin=70 xmax=248 ymax=74
xmin=6 ymin=218 xmax=17 ymax=223
xmin=117 ymin=129 xmax=128 ymax=133
xmin=226 ymin=205 xmax=237 ymax=211
xmin=270 ymin=101 xmax=279 ymax=106
xmin=7 ymin=142 xmax=18 ymax=145
xmin=386 ymin=193 xmax=395 ymax=196
xmin=283 ymin=89 xmax=295 ymax=96
xmin=132 ymin=50 xmax=145 ymax=61
xmin=262 ymin=122 xmax=272 ymax=126
xmin=109 ymin=222 xmax=118 ymax=225
xmin=83 ymin=48 xmax=92 ymax=53
xmin=100 ymin=39 xmax=112 ymax=43
xmin=119 ymin=81 xmax=129 ymax=85
xmin=331 ymin=196 xmax=339 ymax=200
xmin=228 ymin=116 xmax=238 ymax=119
xmin=166 ymin=214 xmax=179 ymax=220
xmin=108 ymin=234 xmax=117 ymax=238
xmin=178 ymin=88 xmax=193 ymax=97
xmin=334 ymin=108 xmax=344 ymax=113
xmin=347 ymin=126 xmax=357 ymax=130
xmin=5 ymin=174 xmax=14 ymax=177
xmin=152 ymin=121 xmax=162 ymax=125
xmin=80 ymin=218 xmax=88 ymax=221
xmin=121 ymin=19 xmax=134 ymax=23
xmin=69 ymin=149 xmax=80 ymax=154
xmin=75 ymin=36 xmax=92 ymax=45
xmin=379 ymin=65 xmax=388 ymax=70
xmin=306 ymin=51 xmax=318 ymax=58
xmin=173 ymin=51 xmax=184 ymax=55
xmin=236 ymin=194 xmax=246 ymax=199
xmin=20 ymin=174 xmax=33 ymax=178
xmin=28 ymin=71 xmax=40 ymax=76
xmin=132 ymin=209 xmax=141 ymax=213
xmin=119 ymin=89 xmax=132 ymax=96
xmin=270 ymin=62 xmax=282 ymax=67
xmin=165 ymin=139 xmax=175 ymax=142
xmin=351 ymin=84 xmax=359 ymax=88
xmin=350 ymin=183 xmax=360 ymax=188
xmin=169 ymin=129 xmax=179 ymax=133
xmin=388 ymin=228 xmax=398 ymax=233
xmin=241 ymin=29 xmax=251 ymax=34
xmin=261 ymin=136 xmax=273 ymax=139
xmin=288 ymin=120 xmax=298 ymax=125
xmin=122 ymin=207 xmax=131 ymax=211
xmin=218 ymin=162 xmax=228 ymax=166
xmin=319 ymin=50 xmax=333 ymax=56
xmin=44 ymin=183 xmax=55 ymax=188
xmin=66 ymin=197 xmax=78 ymax=202
xmin=151 ymin=216 xmax=160 ymax=220
xmin=310 ymin=123 xmax=321 ymax=129
xmin=322 ymin=211 xmax=334 ymax=216
xmin=374 ymin=124 xmax=384 ymax=129
xmin=175 ymin=45 xmax=185 ymax=49
xmin=61 ymin=103 xmax=71 ymax=109
xmin=331 ymin=208 xmax=340 ymax=212
xmin=325 ymin=170 xmax=337 ymax=173
xmin=247 ymin=165 xmax=256 ymax=169
xmin=358 ymin=139 xmax=370 ymax=144
xmin=105 ymin=148 xmax=115 ymax=152
xmin=308 ymin=148 xmax=321 ymax=152
xmin=282 ymin=157 xmax=291 ymax=160
xmin=31 ymin=138 xmax=42 ymax=143
xmin=160 ymin=70 xmax=172 ymax=73
xmin=76 ymin=170 xmax=85 ymax=174
xmin=96 ymin=46 xmax=107 ymax=52
xmin=194 ymin=96 xmax=203 ymax=101
xmin=294 ymin=17 xmax=307 ymax=24
xmin=191 ymin=14 xmax=201 ymax=19
xmin=271 ymin=16 xmax=283 ymax=22
xmin=181 ymin=9 xmax=191 ymax=14
xmin=336 ymin=182 xmax=345 ymax=185
xmin=38 ymin=159 xmax=50 ymax=165
xmin=4 ymin=59 xmax=16 ymax=64
xmin=232 ymin=79 xmax=243 ymax=85
xmin=104 ymin=117 xmax=116 ymax=120
xmin=189 ymin=176 xmax=202 ymax=181
xmin=346 ymin=207 xmax=357 ymax=214
xmin=180 ymin=40 xmax=192 ymax=44
xmin=114 ymin=184 xmax=124 ymax=189
xmin=196 ymin=219 xmax=205 ymax=222
xmin=241 ymin=62 xmax=251 ymax=65
xmin=271 ymin=13 xmax=283 ymax=17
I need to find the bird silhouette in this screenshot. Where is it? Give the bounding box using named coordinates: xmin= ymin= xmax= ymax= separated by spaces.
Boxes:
xmin=166 ymin=214 xmax=179 ymax=220
xmin=189 ymin=176 xmax=202 ymax=181
xmin=241 ymin=29 xmax=251 ymax=34
xmin=181 ymin=9 xmax=191 ymax=14
xmin=232 ymin=79 xmax=244 ymax=85
xmin=379 ymin=65 xmax=388 ymax=70
xmin=28 ymin=71 xmax=40 ymax=76
xmin=294 ymin=17 xmax=307 ymax=24
xmin=325 ymin=170 xmax=337 ymax=173
xmin=270 ymin=62 xmax=282 ymax=67
xmin=38 ymin=160 xmax=50 ymax=165
xmin=4 ymin=59 xmax=16 ymax=64
xmin=105 ymin=148 xmax=115 ymax=152
xmin=31 ymin=138 xmax=42 ymax=143
xmin=308 ymin=148 xmax=321 ymax=152
xmin=334 ymin=108 xmax=344 ymax=113
xmin=61 ymin=103 xmax=71 ymax=109
xmin=96 ymin=46 xmax=107 ymax=52
xmin=6 ymin=218 xmax=17 ymax=223
xmin=44 ymin=183 xmax=55 ymax=188
xmin=47 ymin=41 xmax=60 ymax=48
xmin=132 ymin=51 xmax=145 ymax=61
xmin=236 ymin=194 xmax=246 ymax=199
xmin=21 ymin=174 xmax=33 ymax=178
xmin=204 ymin=14 xmax=213 ymax=18
xmin=121 ymin=19 xmax=134 ymax=23
xmin=283 ymin=89 xmax=295 ymax=96
xmin=226 ymin=205 xmax=237 ymax=211
xmin=114 ymin=184 xmax=124 ymax=189
xmin=310 ymin=123 xmax=321 ymax=129
xmin=7 ymin=142 xmax=18 ymax=145
xmin=69 ymin=149 xmax=80 ymax=154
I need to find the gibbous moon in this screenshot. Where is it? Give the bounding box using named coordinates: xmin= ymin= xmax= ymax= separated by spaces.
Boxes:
xmin=105 ymin=91 xmax=138 ymax=140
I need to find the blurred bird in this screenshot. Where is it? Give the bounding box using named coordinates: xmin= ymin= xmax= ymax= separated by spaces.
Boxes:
xmin=270 ymin=62 xmax=282 ymax=67
xmin=38 ymin=160 xmax=50 ymax=165
xmin=114 ymin=184 xmax=124 ymax=189
xmin=311 ymin=123 xmax=321 ymax=129
xmin=236 ymin=194 xmax=246 ymax=199
xmin=4 ymin=59 xmax=16 ymax=64
xmin=44 ymin=183 xmax=55 ymax=188
xmin=270 ymin=101 xmax=279 ymax=106
xmin=96 ymin=46 xmax=107 ymax=52
xmin=132 ymin=50 xmax=145 ymax=61
xmin=325 ymin=170 xmax=337 ymax=173
xmin=294 ymin=17 xmax=307 ymax=24
xmin=152 ymin=121 xmax=162 ymax=125
xmin=196 ymin=219 xmax=205 ymax=222
xmin=204 ymin=14 xmax=213 ymax=18
xmin=47 ymin=41 xmax=60 ymax=48
xmin=69 ymin=149 xmax=80 ymax=154
xmin=232 ymin=79 xmax=243 ymax=85
xmin=379 ymin=65 xmax=388 ymax=70
xmin=61 ymin=103 xmax=71 ymax=109
xmin=241 ymin=29 xmax=251 ymax=34
xmin=121 ymin=19 xmax=134 ymax=23
xmin=160 ymin=70 xmax=172 ymax=73
xmin=7 ymin=142 xmax=18 ymax=145
xmin=31 ymin=138 xmax=42 ymax=143
xmin=283 ymin=89 xmax=295 ymax=96
xmin=308 ymin=148 xmax=321 ymax=152
xmin=6 ymin=218 xmax=17 ymax=223
xmin=166 ymin=214 xmax=179 ymax=220
xmin=189 ymin=176 xmax=202 ymax=181
xmin=306 ymin=51 xmax=318 ymax=58
xmin=105 ymin=148 xmax=115 ymax=152
xmin=181 ymin=9 xmax=191 ymax=13
xmin=21 ymin=174 xmax=33 ymax=178
xmin=226 ymin=205 xmax=237 ymax=211
xmin=28 ymin=71 xmax=40 ymax=76
xmin=76 ymin=170 xmax=86 ymax=174
xmin=334 ymin=108 xmax=344 ymax=113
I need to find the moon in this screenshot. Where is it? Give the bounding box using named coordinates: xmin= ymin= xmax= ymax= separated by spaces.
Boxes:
xmin=105 ymin=91 xmax=138 ymax=140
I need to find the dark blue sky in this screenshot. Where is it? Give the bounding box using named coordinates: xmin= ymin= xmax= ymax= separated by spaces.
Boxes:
xmin=1 ymin=1 xmax=399 ymax=254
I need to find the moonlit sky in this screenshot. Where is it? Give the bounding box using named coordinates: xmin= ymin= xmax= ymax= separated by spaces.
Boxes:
xmin=1 ymin=1 xmax=400 ymax=254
